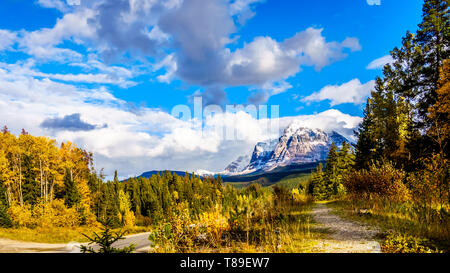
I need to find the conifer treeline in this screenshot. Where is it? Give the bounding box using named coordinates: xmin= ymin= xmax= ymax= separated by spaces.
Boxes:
xmin=93 ymin=171 xmax=224 ymax=227
xmin=308 ymin=142 xmax=354 ymax=200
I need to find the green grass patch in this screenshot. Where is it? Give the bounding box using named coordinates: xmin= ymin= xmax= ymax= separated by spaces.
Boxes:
xmin=271 ymin=173 xmax=311 ymax=190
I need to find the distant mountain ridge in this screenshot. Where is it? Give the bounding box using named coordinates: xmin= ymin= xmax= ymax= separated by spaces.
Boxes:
xmin=139 ymin=170 xmax=190 ymax=178
xmin=136 ymin=125 xmax=349 ymax=181
xmin=223 ymin=124 xmax=348 ymax=175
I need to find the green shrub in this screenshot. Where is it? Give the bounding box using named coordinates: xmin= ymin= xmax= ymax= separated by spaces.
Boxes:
xmin=81 ymin=218 xmax=135 ymax=253
xmin=0 ymin=205 xmax=12 ymax=228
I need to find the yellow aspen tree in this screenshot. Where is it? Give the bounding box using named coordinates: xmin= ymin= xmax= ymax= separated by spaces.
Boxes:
xmin=60 ymin=141 xmax=95 ymax=223
xmin=0 ymin=131 xmax=22 ymax=206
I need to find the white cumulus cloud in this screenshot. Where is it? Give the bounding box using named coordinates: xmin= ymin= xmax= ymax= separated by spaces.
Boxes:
xmin=303 ymin=79 xmax=375 ymax=106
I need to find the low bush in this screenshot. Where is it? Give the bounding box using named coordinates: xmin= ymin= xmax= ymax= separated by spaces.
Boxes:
xmin=0 ymin=205 xmax=12 ymax=227
xmin=344 ymin=162 xmax=410 ymax=202
xmin=8 ymin=199 xmax=82 ymax=228
xmin=382 ymin=232 xmax=442 ymax=253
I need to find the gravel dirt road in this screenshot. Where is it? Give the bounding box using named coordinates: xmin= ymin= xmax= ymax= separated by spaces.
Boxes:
xmin=310 ymin=203 xmax=381 ymax=253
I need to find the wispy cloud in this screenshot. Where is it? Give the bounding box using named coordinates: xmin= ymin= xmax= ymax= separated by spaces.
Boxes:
xmin=0 ymin=30 xmax=17 ymax=51
xmin=367 ymin=55 xmax=394 ymax=69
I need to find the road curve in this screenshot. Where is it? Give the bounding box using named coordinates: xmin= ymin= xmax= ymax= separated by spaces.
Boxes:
xmin=0 ymin=232 xmax=152 ymax=253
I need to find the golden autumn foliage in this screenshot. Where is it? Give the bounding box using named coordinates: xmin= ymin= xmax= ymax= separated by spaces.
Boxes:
xmin=32 ymin=199 xmax=81 ymax=228
xmin=8 ymin=199 xmax=80 ymax=228
xmin=428 ymin=59 xmax=450 ymax=151
xmin=291 ymin=188 xmax=309 ymax=204
xmin=198 ymin=205 xmax=229 ymax=247
xmin=117 ymin=189 xmax=135 ymax=227
xmin=8 ymin=203 xmax=34 ymax=227
xmin=0 ymin=129 xmax=98 ymax=228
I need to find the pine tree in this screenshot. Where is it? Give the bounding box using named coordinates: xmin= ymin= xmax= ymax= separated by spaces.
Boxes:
xmin=63 ymin=169 xmax=81 ymax=208
xmin=338 ymin=142 xmax=355 ymax=170
xmin=0 ymin=174 xmax=12 ymax=227
xmin=354 ymin=105 xmax=374 ymax=170
xmin=325 ymin=143 xmax=338 ymax=172
xmin=324 ymin=143 xmax=339 ymax=196
xmin=80 ymin=218 xmax=135 ymax=253
xmin=113 ymin=170 xmax=120 ymax=193
xmin=0 ymin=205 xmax=12 ymax=228
xmin=309 ymin=163 xmax=327 ymax=200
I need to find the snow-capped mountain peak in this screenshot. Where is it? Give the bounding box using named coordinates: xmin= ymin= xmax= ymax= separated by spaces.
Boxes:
xmin=195 ymin=169 xmax=217 ymax=176
xmin=222 ymin=155 xmax=251 ymax=175
xmin=223 ymin=124 xmax=349 ymax=175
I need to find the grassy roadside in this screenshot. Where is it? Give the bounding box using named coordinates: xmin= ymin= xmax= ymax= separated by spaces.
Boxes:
xmin=271 ymin=203 xmax=323 ymax=253
xmin=193 ymin=203 xmax=329 ymax=253
xmin=0 ymin=227 xmax=94 ymax=243
xmin=148 ymin=202 xmax=325 ymax=253
xmin=0 ymin=225 xmax=152 ymax=244
xmin=327 ymin=200 xmax=447 ymax=253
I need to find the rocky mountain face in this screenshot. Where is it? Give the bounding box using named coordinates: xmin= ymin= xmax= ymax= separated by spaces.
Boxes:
xmin=223 ymin=124 xmax=348 ymax=175
xmin=223 ymin=155 xmax=251 ymax=174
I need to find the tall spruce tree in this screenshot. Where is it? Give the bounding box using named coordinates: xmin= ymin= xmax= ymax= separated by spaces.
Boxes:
xmin=309 ymin=163 xmax=327 ymax=200
xmin=325 ymin=143 xmax=339 ymax=196
xmin=63 ymin=169 xmax=81 ymax=208
xmin=354 ymin=99 xmax=377 ymax=169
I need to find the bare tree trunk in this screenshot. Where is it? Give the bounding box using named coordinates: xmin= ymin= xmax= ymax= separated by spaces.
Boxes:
xmin=50 ymin=180 xmax=54 ymax=201
xmin=40 ymin=159 xmax=43 ymax=202
xmin=5 ymin=186 xmax=11 ymax=206
xmin=17 ymin=155 xmax=23 ymax=207
xmin=45 ymin=174 xmax=48 ymax=203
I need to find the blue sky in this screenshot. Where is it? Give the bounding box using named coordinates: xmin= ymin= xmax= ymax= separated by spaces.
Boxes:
xmin=0 ymin=0 xmax=424 ymax=178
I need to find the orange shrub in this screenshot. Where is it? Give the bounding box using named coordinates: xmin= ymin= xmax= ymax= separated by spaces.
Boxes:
xmin=344 ymin=162 xmax=410 ymax=202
